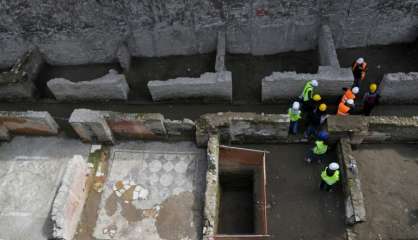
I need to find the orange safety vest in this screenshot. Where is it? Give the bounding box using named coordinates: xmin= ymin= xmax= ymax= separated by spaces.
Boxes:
xmin=341 ymin=89 xmax=356 ymax=102
xmin=337 ymin=102 xmax=350 ymax=116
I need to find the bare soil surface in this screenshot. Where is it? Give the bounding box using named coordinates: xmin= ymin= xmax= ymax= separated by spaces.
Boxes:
xmin=236 ymin=144 xmax=346 ymax=240
xmin=351 ymin=144 xmax=418 ymax=240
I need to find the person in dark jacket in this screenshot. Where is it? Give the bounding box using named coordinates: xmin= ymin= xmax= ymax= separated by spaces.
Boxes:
xmin=362 ymin=83 xmax=380 ymax=116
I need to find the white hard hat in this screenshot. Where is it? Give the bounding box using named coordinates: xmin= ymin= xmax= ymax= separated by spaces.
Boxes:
xmin=356 ymin=58 xmax=364 ymax=64
xmin=329 ymin=162 xmax=340 ymax=171
xmin=346 ymin=99 xmax=354 ymax=105
xmin=311 ymin=79 xmax=318 ymax=87
xmin=292 ymin=101 xmax=300 ymax=110
xmin=352 ymin=87 xmax=359 ymax=94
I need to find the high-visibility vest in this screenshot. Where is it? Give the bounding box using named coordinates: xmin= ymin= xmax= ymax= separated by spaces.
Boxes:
xmin=302 ymin=81 xmax=314 ymax=102
xmin=337 ymin=102 xmax=350 ymax=116
xmin=341 ymin=89 xmax=356 ymax=102
xmin=288 ymin=108 xmax=301 ymax=122
xmin=313 ymin=140 xmax=328 ymax=155
xmin=321 ymin=168 xmax=340 ymax=185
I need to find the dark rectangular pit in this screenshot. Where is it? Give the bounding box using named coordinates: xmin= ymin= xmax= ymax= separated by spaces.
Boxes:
xmin=216 ymin=145 xmax=268 ymax=239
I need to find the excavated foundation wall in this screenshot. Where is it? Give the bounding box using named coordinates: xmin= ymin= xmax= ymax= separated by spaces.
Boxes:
xmin=1 ymin=0 xmax=417 ymax=67
xmin=0 ymin=111 xmax=59 ymax=140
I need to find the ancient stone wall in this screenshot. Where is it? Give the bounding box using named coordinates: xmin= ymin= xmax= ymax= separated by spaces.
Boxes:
xmin=196 ymin=112 xmax=290 ymax=146
xmin=337 ymin=138 xmax=366 ymax=225
xmin=0 ymin=49 xmax=44 ymax=99
xmin=1 ymin=0 xmax=417 ymax=66
xmin=47 ymin=69 xmax=129 ymax=101
xmin=379 ymin=72 xmax=418 ymax=104
xmin=51 ymin=155 xmax=89 ymax=240
xmin=148 ymin=71 xmax=232 ymax=102
xmin=69 ymin=109 xmax=195 ymax=143
xmin=0 ymin=111 xmax=59 ymax=140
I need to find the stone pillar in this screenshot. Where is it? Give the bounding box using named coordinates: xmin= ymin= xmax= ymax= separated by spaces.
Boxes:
xmin=69 ymin=109 xmax=114 ymax=144
xmin=215 ymin=31 xmax=226 ymax=72
xmin=116 ymin=44 xmax=131 ymax=72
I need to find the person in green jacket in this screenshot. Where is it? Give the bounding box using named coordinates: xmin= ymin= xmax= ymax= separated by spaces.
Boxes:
xmin=305 ymin=130 xmax=328 ymax=163
xmin=299 ymin=79 xmax=319 ymax=111
xmin=320 ymin=162 xmax=340 ymax=192
xmin=288 ymin=101 xmax=302 ymax=134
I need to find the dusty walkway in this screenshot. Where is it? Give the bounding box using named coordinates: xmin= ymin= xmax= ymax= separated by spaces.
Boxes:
xmin=352 ymin=144 xmax=418 ymax=239
xmin=237 ymin=144 xmax=346 ymax=240
xmin=0 ymin=137 xmax=90 ymax=240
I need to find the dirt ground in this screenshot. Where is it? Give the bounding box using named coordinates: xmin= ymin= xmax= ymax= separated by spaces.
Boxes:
xmin=351 ymin=144 xmax=418 ymax=240
xmin=237 ymin=144 xmax=346 ymax=240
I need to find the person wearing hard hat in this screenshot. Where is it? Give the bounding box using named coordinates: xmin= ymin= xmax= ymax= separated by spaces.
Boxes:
xmin=305 ymin=103 xmax=328 ymax=138
xmin=352 ymin=57 xmax=368 ymax=87
xmin=299 ymin=79 xmax=319 ymax=111
xmin=341 ymin=86 xmax=359 ymax=103
xmin=305 ymin=94 xmax=322 ymax=124
xmin=362 ymin=83 xmax=380 ymax=116
xmin=320 ymin=162 xmax=340 ymax=192
xmin=337 ymin=99 xmax=354 ymax=116
xmin=305 ymin=130 xmax=329 ymax=163
xmin=288 ymin=101 xmax=302 ymax=135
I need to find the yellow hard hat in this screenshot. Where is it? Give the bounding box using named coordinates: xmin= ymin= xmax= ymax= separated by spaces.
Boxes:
xmin=313 ymin=94 xmax=322 ymax=101
xmin=369 ymin=83 xmax=377 ymax=93
xmin=319 ymin=103 xmax=327 ymax=112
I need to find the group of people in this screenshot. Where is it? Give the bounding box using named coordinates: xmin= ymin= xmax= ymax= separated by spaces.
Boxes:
xmin=287 ymin=57 xmax=379 ymax=192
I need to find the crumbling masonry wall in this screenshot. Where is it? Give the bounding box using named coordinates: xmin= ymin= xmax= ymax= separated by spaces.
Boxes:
xmin=0 ymin=49 xmax=44 ymax=99
xmin=1 ymin=1 xmax=417 ymax=66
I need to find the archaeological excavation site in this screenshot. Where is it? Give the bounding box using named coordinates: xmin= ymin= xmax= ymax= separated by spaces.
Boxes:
xmin=0 ymin=1 xmax=418 ymax=240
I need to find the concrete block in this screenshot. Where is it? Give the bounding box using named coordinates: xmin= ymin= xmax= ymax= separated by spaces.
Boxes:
xmin=0 ymin=111 xmax=59 ymax=136
xmin=69 ymin=109 xmax=114 ymax=144
xmin=105 ymin=112 xmax=167 ymax=140
xmin=164 ymin=118 xmax=195 ymax=138
xmin=318 ymin=24 xmax=340 ymax=67
xmin=380 ymin=72 xmax=418 ymax=104
xmin=148 ymin=71 xmax=232 ymax=102
xmin=51 ymin=155 xmax=89 ymax=240
xmin=262 ymin=66 xmax=354 ymax=102
xmin=0 ymin=48 xmax=45 ymax=99
xmin=202 ymin=134 xmax=220 ymax=239
xmin=116 ymin=44 xmax=131 ymax=72
xmin=47 ymin=69 xmax=129 ymax=101
xmin=215 ymin=31 xmax=226 ymax=72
